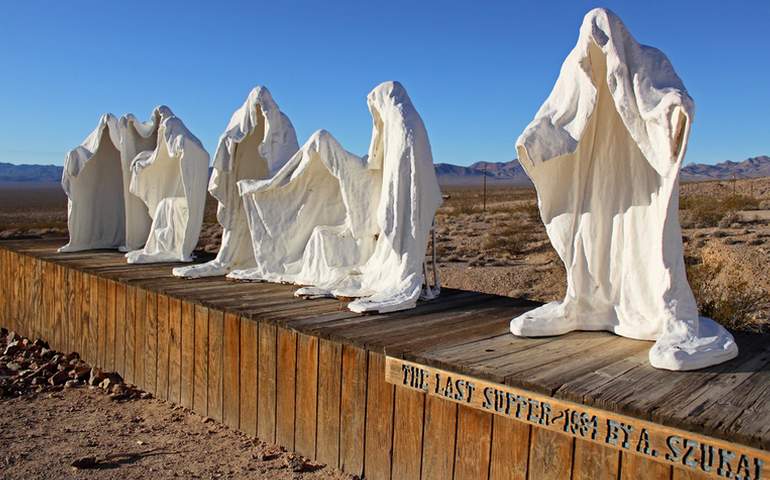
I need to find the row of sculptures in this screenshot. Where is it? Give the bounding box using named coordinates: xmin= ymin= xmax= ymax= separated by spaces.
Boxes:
xmin=58 ymin=9 xmax=738 ymax=372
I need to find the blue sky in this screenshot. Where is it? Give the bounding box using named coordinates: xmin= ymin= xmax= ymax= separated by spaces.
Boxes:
xmin=1 ymin=1 xmax=768 ymax=167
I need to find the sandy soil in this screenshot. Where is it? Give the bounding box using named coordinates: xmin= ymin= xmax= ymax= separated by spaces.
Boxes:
xmin=0 ymin=329 xmax=351 ymax=480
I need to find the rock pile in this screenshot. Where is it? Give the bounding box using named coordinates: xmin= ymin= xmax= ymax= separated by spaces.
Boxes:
xmin=0 ymin=327 xmax=148 ymax=400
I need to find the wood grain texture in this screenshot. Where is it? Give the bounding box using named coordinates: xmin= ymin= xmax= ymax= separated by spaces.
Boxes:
xmin=168 ymin=297 xmax=182 ymax=404
xmin=454 ymin=405 xmax=493 ymax=480
xmin=223 ymin=313 xmax=240 ymax=429
xmin=489 ymin=414 xmax=530 ymax=480
xmin=144 ymin=291 xmax=158 ymax=395
xmin=364 ymin=352 xmax=395 ymax=480
xmin=294 ymin=333 xmax=318 ymax=459
xmin=572 ymin=438 xmax=620 ymax=480
xmin=105 ymin=279 xmax=116 ymax=371
xmin=239 ymin=318 xmax=258 ymax=437
xmin=257 ymin=323 xmax=277 ymax=443
xmin=527 ymin=426 xmax=573 ymax=480
xmin=619 ymin=451 xmax=672 ymax=480
xmin=123 ymin=286 xmax=136 ymax=385
xmin=114 ymin=283 xmax=126 ymax=375
xmin=391 ymin=387 xmax=425 ymax=480
xmin=421 ymin=395 xmax=458 ymax=480
xmin=316 ymin=339 xmax=342 ymax=468
xmin=672 ymin=466 xmax=712 ymax=480
xmin=193 ymin=304 xmax=208 ymax=416
xmin=180 ymin=301 xmax=195 ymax=409
xmin=97 ymin=277 xmax=107 ymax=369
xmin=156 ymin=293 xmax=170 ymax=401
xmin=275 ymin=327 xmax=297 ymax=450
xmin=339 ymin=345 xmax=367 ymax=477
xmin=88 ymin=275 xmax=99 ymax=367
xmin=207 ymin=309 xmax=224 ymax=422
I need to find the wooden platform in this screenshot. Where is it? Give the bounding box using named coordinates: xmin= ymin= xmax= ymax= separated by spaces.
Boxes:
xmin=2 ymin=238 xmax=769 ymax=480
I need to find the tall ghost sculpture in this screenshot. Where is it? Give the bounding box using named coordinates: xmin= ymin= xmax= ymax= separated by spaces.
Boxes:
xmin=172 ymin=87 xmax=299 ymax=278
xmin=60 ymin=114 xmax=126 ymax=252
xmin=124 ymin=107 xmax=210 ymax=264
xmin=119 ymin=108 xmax=168 ymax=252
xmin=233 ymin=81 xmax=442 ymax=313
xmin=510 ymin=8 xmax=737 ymax=370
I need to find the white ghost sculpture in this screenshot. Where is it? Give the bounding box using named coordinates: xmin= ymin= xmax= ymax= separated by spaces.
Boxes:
xmin=510 ymin=8 xmax=738 ymax=371
xmin=232 ymin=81 xmax=442 ymax=313
xmin=60 ymin=114 xmax=126 ymax=252
xmin=124 ymin=106 xmax=210 ymax=264
xmin=172 ymin=87 xmax=298 ymax=278
xmin=119 ymin=108 xmax=167 ymax=252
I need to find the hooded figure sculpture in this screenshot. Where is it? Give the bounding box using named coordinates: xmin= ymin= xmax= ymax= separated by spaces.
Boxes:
xmin=60 ymin=114 xmax=126 ymax=252
xmin=232 ymin=81 xmax=442 ymax=313
xmin=510 ymin=8 xmax=737 ymax=370
xmin=124 ymin=106 xmax=209 ymax=264
xmin=172 ymin=87 xmax=299 ymax=278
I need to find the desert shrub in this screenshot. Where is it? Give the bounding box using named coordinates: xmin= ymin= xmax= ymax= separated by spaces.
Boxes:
xmin=482 ymin=226 xmax=533 ymax=256
xmin=680 ymin=194 xmax=760 ymax=228
xmin=686 ymin=250 xmax=767 ymax=332
xmin=722 ymin=194 xmax=760 ymax=211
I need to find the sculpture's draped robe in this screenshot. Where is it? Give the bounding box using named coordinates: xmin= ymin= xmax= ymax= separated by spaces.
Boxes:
xmin=173 ymin=87 xmax=298 ymax=278
xmin=60 ymin=114 xmax=126 ymax=252
xmin=233 ymin=81 xmax=442 ymax=313
xmin=125 ymin=107 xmax=209 ymax=264
xmin=510 ymin=8 xmax=737 ymax=370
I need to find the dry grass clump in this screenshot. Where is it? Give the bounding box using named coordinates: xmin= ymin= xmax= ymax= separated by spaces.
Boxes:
xmin=686 ymin=245 xmax=768 ymax=332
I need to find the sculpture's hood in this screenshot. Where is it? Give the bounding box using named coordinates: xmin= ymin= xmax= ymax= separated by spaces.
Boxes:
xmin=516 ymin=7 xmax=695 ymax=178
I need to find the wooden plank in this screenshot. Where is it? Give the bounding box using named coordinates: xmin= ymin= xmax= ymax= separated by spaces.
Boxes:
xmin=528 ymin=427 xmax=573 ymax=480
xmin=339 ymin=345 xmax=367 ymax=477
xmin=207 ymin=309 xmax=224 ymax=422
xmin=391 ymin=386 xmax=425 ymax=480
xmin=64 ymin=268 xmax=76 ymax=354
xmin=257 ymin=323 xmax=277 ymax=443
xmin=55 ymin=265 xmax=64 ymax=351
xmin=294 ymin=333 xmax=319 ymax=459
xmin=364 ymin=351 xmax=395 ymax=480
xmin=124 ymin=286 xmax=136 ymax=385
xmin=144 ymin=291 xmax=158 ymax=394
xmin=156 ymin=294 xmax=170 ymax=400
xmin=168 ymin=297 xmax=182 ymax=404
xmin=193 ymin=304 xmax=209 ymax=416
xmin=105 ymin=280 xmax=116 ymax=371
xmin=180 ymin=301 xmax=195 ymax=409
xmin=489 ymin=414 xmax=530 ymax=480
xmin=239 ymin=318 xmax=258 ymax=437
xmin=88 ymin=275 xmax=99 ymax=367
xmin=97 ymin=277 xmax=107 ymax=368
xmin=114 ymin=282 xmax=126 ymax=374
xmin=223 ymin=313 xmax=240 ymax=429
xmin=316 ymin=338 xmax=342 ymax=468
xmin=572 ymin=438 xmax=621 ymax=480
xmin=454 ymin=405 xmax=493 ymax=480
xmin=275 ymin=327 xmax=297 ymax=450
xmin=619 ymin=451 xmax=671 ymax=480
xmin=421 ymin=395 xmax=458 ymax=480
xmin=134 ymin=289 xmax=147 ymax=391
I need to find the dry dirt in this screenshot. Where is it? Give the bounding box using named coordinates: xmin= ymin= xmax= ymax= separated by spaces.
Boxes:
xmin=0 ymin=329 xmax=352 ymax=480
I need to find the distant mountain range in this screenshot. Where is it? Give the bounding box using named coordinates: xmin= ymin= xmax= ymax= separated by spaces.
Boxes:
xmin=1 ymin=155 xmax=768 ymax=185
xmin=435 ymin=155 xmax=770 ymax=185
xmin=0 ymin=162 xmax=63 ymax=183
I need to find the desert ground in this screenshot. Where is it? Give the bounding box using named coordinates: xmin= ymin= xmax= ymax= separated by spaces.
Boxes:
xmin=1 ymin=177 xmax=769 ymax=478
